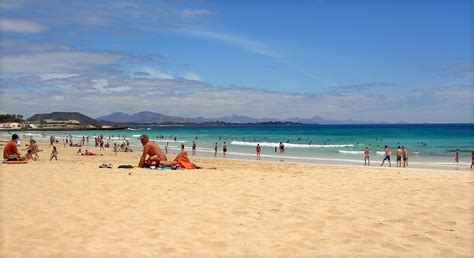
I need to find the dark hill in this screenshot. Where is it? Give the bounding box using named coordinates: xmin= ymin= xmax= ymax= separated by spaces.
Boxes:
xmin=28 ymin=112 xmax=100 ymax=125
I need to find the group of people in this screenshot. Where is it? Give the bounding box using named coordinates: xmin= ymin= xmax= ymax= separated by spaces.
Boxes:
xmin=3 ymin=134 xmax=58 ymax=162
xmin=363 ymin=145 xmax=409 ymax=167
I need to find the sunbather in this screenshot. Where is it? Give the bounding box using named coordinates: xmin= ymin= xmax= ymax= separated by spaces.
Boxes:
xmin=138 ymin=134 xmax=199 ymax=168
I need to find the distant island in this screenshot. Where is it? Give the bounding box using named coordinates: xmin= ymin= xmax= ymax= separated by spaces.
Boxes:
xmin=0 ymin=111 xmax=386 ymax=130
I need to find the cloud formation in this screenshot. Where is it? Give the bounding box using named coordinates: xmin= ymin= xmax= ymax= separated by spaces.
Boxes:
xmin=181 ymin=8 xmax=213 ymax=18
xmin=0 ymin=18 xmax=47 ymax=33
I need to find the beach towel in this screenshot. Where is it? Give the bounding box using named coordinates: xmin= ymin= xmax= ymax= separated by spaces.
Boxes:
xmin=176 ymin=156 xmax=197 ymax=169
xmin=2 ymin=160 xmax=28 ymax=164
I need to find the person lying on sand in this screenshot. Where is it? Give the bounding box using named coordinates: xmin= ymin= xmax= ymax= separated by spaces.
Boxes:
xmin=138 ymin=134 xmax=200 ymax=169
xmin=3 ymin=134 xmax=25 ymax=161
xmin=84 ymin=149 xmax=97 ymax=156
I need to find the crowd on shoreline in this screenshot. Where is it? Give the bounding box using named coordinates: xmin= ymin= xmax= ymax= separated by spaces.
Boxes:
xmin=2 ymin=133 xmax=474 ymax=170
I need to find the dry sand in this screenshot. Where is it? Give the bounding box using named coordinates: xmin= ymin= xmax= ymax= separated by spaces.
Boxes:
xmin=1 ymin=139 xmax=473 ymax=256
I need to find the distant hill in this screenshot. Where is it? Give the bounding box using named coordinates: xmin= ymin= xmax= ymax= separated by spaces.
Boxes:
xmin=96 ymin=111 xmax=381 ymax=124
xmin=28 ymin=112 xmax=100 ymax=125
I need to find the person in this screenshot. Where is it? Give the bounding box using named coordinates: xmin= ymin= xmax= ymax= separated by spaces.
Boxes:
xmin=214 ymin=143 xmax=218 ymax=157
xmin=3 ymin=134 xmax=25 ymax=161
xmin=381 ymin=145 xmax=391 ymax=167
xmin=25 ymin=149 xmax=37 ymax=161
xmin=396 ymin=146 xmax=402 ymax=167
xmin=256 ymin=143 xmax=261 ymax=160
xmin=192 ymin=141 xmax=196 ymax=155
xmin=454 ymin=149 xmax=460 ymax=163
xmin=279 ymin=142 xmax=285 ymax=153
xmin=364 ymin=146 xmax=370 ymax=166
xmin=84 ymin=149 xmax=97 ymax=156
xmin=77 ymin=148 xmax=83 ymax=155
xmin=222 ymin=142 xmax=227 ymax=158
xmin=113 ymin=143 xmax=118 ymax=155
xmin=50 ymin=146 xmax=58 ymax=161
xmin=181 ymin=143 xmax=185 ymax=152
xmin=402 ymin=146 xmax=408 ymax=167
xmin=138 ymin=134 xmax=198 ymax=168
xmin=471 ymin=150 xmax=474 ymax=169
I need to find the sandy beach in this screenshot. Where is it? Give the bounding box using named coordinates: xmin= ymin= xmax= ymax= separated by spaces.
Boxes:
xmin=1 ymin=139 xmax=473 ymax=256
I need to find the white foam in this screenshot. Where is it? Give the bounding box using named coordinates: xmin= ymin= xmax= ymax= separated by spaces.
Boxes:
xmin=339 ymin=150 xmax=364 ymax=155
xmin=231 ymin=141 xmax=354 ymax=148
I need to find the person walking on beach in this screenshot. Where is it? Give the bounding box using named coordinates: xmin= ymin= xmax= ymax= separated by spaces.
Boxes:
xmin=50 ymin=146 xmax=58 ymax=161
xmin=402 ymin=146 xmax=408 ymax=167
xmin=381 ymin=145 xmax=391 ymax=167
xmin=364 ymin=146 xmax=370 ymax=166
xmin=256 ymin=143 xmax=261 ymax=160
xmin=181 ymin=143 xmax=185 ymax=152
xmin=223 ymin=142 xmax=228 ymax=158
xmin=396 ymin=146 xmax=402 ymax=167
xmin=192 ymin=141 xmax=196 ymax=155
xmin=214 ymin=143 xmax=218 ymax=157
xmin=454 ymin=149 xmax=460 ymax=163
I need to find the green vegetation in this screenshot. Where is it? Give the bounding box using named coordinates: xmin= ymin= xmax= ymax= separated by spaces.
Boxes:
xmin=0 ymin=114 xmax=24 ymax=123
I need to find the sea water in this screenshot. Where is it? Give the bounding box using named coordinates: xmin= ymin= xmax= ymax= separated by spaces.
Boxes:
xmin=5 ymin=124 xmax=474 ymax=171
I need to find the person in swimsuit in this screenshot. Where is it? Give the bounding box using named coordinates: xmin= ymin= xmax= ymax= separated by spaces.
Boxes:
xmin=222 ymin=142 xmax=228 ymax=158
xmin=214 ymin=143 xmax=218 ymax=157
xmin=396 ymin=146 xmax=402 ymax=167
xmin=138 ymin=134 xmax=190 ymax=168
xmin=364 ymin=146 xmax=370 ymax=166
xmin=454 ymin=149 xmax=460 ymax=163
xmin=192 ymin=141 xmax=196 ymax=155
xmin=380 ymin=145 xmax=391 ymax=167
xmin=402 ymin=146 xmax=408 ymax=167
xmin=256 ymin=143 xmax=261 ymax=160
xmin=50 ymin=146 xmax=58 ymax=161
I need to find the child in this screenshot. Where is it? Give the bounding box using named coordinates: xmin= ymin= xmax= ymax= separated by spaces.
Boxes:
xmin=50 ymin=146 xmax=58 ymax=161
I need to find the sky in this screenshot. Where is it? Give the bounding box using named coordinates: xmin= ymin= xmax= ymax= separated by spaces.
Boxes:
xmin=0 ymin=0 xmax=472 ymax=123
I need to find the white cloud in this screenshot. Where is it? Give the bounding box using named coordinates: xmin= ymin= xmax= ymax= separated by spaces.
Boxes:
xmin=181 ymin=9 xmax=213 ymax=18
xmin=0 ymin=18 xmax=48 ymax=33
xmin=179 ymin=29 xmax=278 ymax=57
xmin=183 ymin=72 xmax=202 ymax=81
xmin=1 ymin=73 xmax=472 ymax=123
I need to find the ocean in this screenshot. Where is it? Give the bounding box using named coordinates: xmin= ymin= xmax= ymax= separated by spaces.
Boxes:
xmin=6 ymin=124 xmax=474 ymax=171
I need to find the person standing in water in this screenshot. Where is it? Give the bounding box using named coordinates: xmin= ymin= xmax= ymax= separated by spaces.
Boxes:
xmin=402 ymin=146 xmax=408 ymax=167
xmin=214 ymin=143 xmax=218 ymax=157
xmin=364 ymin=146 xmax=370 ymax=166
xmin=192 ymin=141 xmax=196 ymax=155
xmin=256 ymin=143 xmax=261 ymax=160
xmin=454 ymin=148 xmax=460 ymax=163
xmin=222 ymin=142 xmax=228 ymax=158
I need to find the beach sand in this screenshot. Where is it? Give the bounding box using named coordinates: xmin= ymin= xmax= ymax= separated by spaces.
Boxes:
xmin=1 ymin=139 xmax=473 ymax=256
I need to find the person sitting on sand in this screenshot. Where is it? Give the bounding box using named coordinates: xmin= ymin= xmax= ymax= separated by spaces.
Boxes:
xmin=138 ymin=134 xmax=199 ymax=168
xmin=3 ymin=134 xmax=25 ymax=161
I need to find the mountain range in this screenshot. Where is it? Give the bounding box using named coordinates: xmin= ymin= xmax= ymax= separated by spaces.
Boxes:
xmin=95 ymin=111 xmax=383 ymax=124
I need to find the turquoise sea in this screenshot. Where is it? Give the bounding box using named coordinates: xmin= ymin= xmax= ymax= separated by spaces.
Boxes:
xmin=6 ymin=124 xmax=474 ymax=170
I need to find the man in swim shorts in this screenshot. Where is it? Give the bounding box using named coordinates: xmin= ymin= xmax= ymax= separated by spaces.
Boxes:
xmin=396 ymin=146 xmax=402 ymax=167
xmin=138 ymin=134 xmax=192 ymax=168
xmin=402 ymin=146 xmax=408 ymax=167
xmin=380 ymin=145 xmax=391 ymax=167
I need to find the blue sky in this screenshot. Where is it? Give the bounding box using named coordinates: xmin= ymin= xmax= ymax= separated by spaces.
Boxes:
xmin=0 ymin=0 xmax=472 ymax=122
